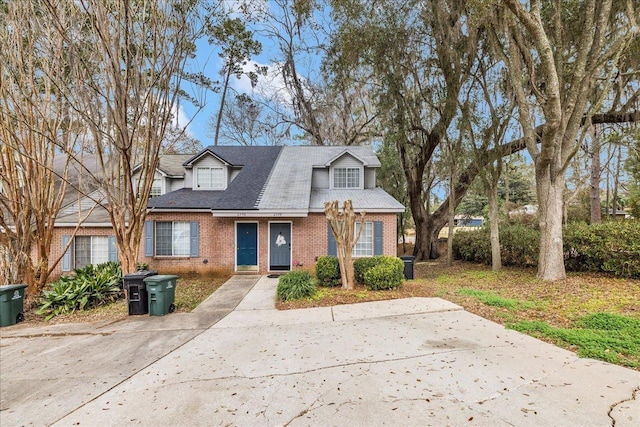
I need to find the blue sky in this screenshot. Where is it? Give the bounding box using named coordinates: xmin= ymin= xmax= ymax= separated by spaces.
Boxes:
xmin=177 ymin=0 xmax=330 ymax=147
xmin=178 ymin=3 xmax=293 ymax=145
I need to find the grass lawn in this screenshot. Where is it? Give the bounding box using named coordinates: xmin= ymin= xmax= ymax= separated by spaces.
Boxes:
xmin=277 ymin=260 xmax=640 ymax=370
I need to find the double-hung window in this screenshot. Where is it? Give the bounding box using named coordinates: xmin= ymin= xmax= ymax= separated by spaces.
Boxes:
xmin=155 ymin=221 xmax=190 ymax=256
xmin=353 ymin=222 xmax=373 ymax=257
xmin=333 ymin=167 xmax=360 ymax=189
xmin=196 ymin=167 xmax=225 ymax=190
xmin=150 ymin=177 xmax=163 ymax=198
xmin=73 ymin=236 xmax=110 ymax=268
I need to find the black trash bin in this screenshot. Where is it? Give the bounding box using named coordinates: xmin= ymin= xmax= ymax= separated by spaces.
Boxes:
xmin=123 ymin=270 xmax=157 ymax=315
xmin=399 ymin=256 xmax=415 ymax=280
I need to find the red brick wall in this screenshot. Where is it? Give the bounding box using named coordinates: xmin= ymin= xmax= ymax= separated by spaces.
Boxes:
xmin=49 ymin=212 xmax=398 ymax=277
xmin=48 ymin=226 xmax=116 ymax=279
xmin=292 ymin=213 xmax=398 ymax=270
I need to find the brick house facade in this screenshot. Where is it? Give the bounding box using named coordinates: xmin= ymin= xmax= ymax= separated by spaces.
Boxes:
xmin=52 ymin=146 xmax=404 ymax=277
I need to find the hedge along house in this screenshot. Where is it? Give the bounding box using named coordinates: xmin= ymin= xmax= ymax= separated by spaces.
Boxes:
xmin=142 ymin=145 xmax=405 ymax=274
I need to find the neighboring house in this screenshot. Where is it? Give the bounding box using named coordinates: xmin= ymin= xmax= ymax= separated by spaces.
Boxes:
xmin=437 ymin=215 xmax=484 ymax=240
xmin=52 ymin=145 xmax=405 ymax=276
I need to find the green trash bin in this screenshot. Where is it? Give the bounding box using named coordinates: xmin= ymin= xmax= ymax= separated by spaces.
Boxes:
xmin=0 ymin=284 xmax=28 ymax=327
xmin=144 ymin=275 xmax=178 ymax=316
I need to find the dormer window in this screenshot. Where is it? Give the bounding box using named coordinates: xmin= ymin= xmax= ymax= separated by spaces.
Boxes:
xmin=196 ymin=167 xmax=225 ymax=190
xmin=333 ymin=167 xmax=360 ymax=189
xmin=150 ymin=177 xmax=163 ymax=198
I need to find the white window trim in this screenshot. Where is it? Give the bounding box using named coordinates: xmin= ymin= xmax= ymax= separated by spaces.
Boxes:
xmin=150 ymin=176 xmax=165 ymax=197
xmin=155 ymin=221 xmax=190 ymax=257
xmin=74 ymin=236 xmax=109 ymax=268
xmin=331 ymin=166 xmax=363 ymax=189
xmin=195 ymin=166 xmax=226 ymax=190
xmin=353 ymin=221 xmax=373 ymax=257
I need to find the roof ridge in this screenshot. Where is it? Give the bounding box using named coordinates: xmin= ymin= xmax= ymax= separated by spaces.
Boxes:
xmin=254 ymin=145 xmax=284 ymax=208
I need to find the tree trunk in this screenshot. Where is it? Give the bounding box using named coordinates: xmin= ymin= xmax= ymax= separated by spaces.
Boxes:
xmin=589 ymin=127 xmax=602 ymax=223
xmin=612 ymin=145 xmax=622 ymax=217
xmin=488 ymin=184 xmax=502 ymax=271
xmin=447 ymin=172 xmax=455 ymax=267
xmin=214 ymin=69 xmax=232 ymax=146
xmin=324 ymin=200 xmax=364 ymax=290
xmin=536 ymin=172 xmax=566 ymax=281
xmin=407 ymin=177 xmax=430 ymax=260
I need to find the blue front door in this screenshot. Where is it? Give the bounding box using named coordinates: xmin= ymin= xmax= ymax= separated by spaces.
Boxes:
xmin=236 ymin=223 xmax=258 ymax=271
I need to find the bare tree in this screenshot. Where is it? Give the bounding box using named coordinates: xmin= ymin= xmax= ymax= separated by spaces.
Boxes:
xmin=257 ymin=0 xmax=380 ymax=146
xmin=49 ymin=0 xmax=201 ymax=274
xmin=0 ymin=1 xmax=82 ymax=294
xmin=324 ymin=200 xmax=365 ymax=290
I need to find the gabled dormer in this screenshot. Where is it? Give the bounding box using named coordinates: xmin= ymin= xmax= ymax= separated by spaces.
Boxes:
xmin=133 ymin=154 xmax=189 ymax=197
xmin=326 ymin=150 xmax=367 ymax=190
xmin=182 ymin=147 xmax=237 ymax=191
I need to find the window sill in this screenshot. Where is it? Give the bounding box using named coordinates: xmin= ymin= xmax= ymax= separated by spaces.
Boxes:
xmin=153 ymin=256 xmax=192 ymax=260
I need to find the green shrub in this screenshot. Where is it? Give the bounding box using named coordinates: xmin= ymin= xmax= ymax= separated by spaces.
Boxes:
xmin=564 ymin=220 xmax=640 ymax=278
xmin=500 ymin=224 xmax=539 ymax=266
xmin=277 ymin=270 xmax=317 ymax=301
xmin=452 ymin=228 xmax=491 ymax=264
xmin=353 ymin=256 xmax=383 ymax=284
xmin=452 ymin=224 xmax=539 ymax=267
xmin=451 ymin=220 xmax=640 ymax=277
xmin=315 ymin=256 xmax=341 ymax=287
xmin=363 ymin=256 xmax=404 ymax=290
xmin=37 ymin=262 xmax=123 ymax=320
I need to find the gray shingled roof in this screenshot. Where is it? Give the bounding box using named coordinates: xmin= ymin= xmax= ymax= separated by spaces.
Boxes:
xmin=55 ymin=145 xmax=403 ymax=222
xmin=147 ymin=188 xmax=226 ymax=210
xmin=55 ymin=205 xmax=113 ymax=225
xmin=149 ymin=146 xmax=282 ymax=210
xmin=309 ymin=188 xmax=405 ymax=212
xmin=258 ymin=146 xmax=382 ymax=211
xmin=158 ymin=155 xmax=191 ymax=177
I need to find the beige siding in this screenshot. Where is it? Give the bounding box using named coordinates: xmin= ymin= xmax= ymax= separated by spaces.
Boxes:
xmin=364 ymin=168 xmax=376 ymax=189
xmin=329 ymin=153 xmax=364 ymax=190
xmin=311 ymin=168 xmax=330 ymax=189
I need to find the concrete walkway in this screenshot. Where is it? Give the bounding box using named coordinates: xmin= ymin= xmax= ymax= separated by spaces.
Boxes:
xmin=0 ymin=275 xmax=260 ymax=426
xmin=1 ymin=275 xmax=639 ymax=426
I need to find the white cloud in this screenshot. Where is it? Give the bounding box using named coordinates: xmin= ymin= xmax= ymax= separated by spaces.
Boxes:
xmin=230 ymin=60 xmax=294 ymax=105
xmin=171 ymin=103 xmax=195 ymax=137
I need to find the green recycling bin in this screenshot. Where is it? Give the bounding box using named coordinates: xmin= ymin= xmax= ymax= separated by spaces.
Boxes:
xmin=144 ymin=275 xmax=178 ymax=316
xmin=0 ymin=284 xmax=28 ymax=327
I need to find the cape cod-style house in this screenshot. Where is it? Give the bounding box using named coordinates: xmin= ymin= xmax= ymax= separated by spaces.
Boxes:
xmin=52 ymin=145 xmax=405 ymax=276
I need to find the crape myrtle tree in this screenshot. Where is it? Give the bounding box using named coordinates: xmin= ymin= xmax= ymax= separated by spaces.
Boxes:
xmin=49 ymin=0 xmax=202 ymax=274
xmin=0 ymin=1 xmax=83 ymax=293
xmin=324 ymin=200 xmax=365 ymax=290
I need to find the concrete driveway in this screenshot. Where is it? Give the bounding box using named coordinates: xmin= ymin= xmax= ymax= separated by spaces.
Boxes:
xmin=1 ymin=276 xmax=638 ymax=426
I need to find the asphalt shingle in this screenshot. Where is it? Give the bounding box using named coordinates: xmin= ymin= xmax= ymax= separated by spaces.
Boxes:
xmin=149 ymin=146 xmax=282 ymax=210
xmin=258 ymin=146 xmax=382 ymax=211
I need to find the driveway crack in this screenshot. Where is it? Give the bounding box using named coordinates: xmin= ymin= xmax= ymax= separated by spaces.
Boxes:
xmin=608 ymin=386 xmax=639 ymax=427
